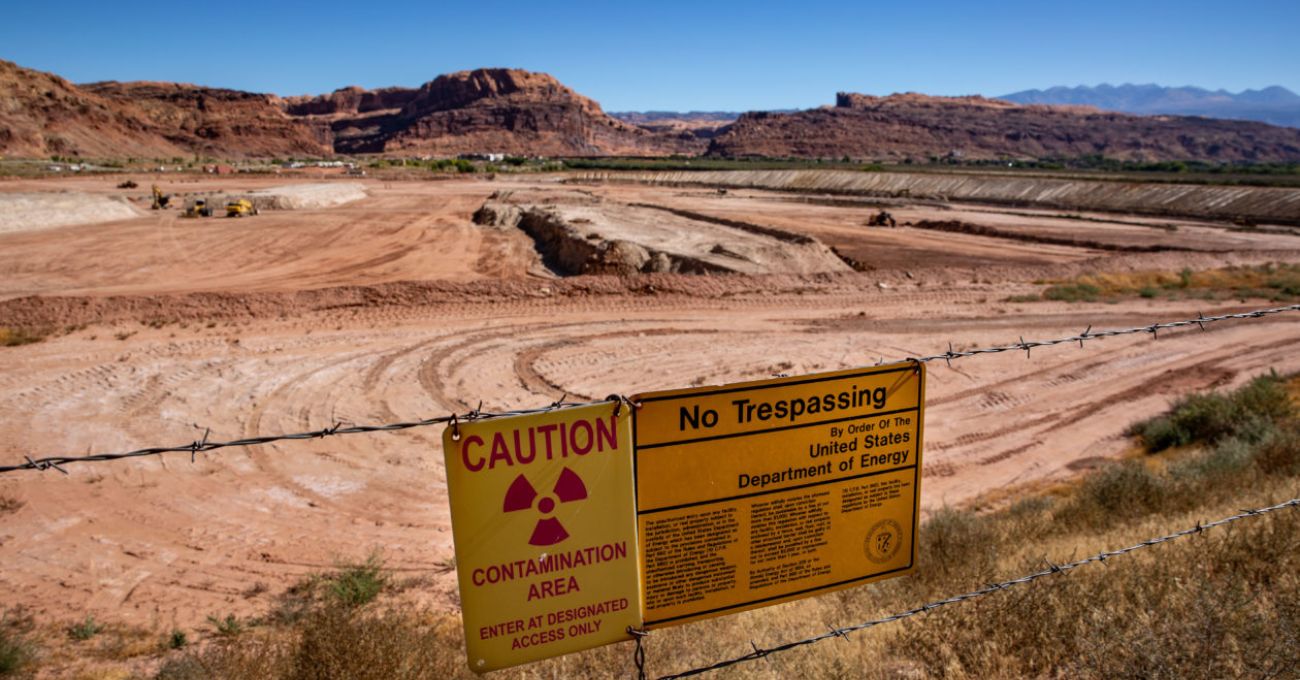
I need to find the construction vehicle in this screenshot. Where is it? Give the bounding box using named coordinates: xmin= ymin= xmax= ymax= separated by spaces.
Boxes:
xmin=225 ymin=198 xmax=259 ymax=218
xmin=182 ymin=198 xmax=213 ymax=218
xmin=150 ymin=184 xmax=171 ymax=210
xmin=866 ymin=210 xmax=897 ymax=228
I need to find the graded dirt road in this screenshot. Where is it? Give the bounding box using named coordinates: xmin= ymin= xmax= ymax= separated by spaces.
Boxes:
xmin=1 ymin=173 xmax=1298 ymax=647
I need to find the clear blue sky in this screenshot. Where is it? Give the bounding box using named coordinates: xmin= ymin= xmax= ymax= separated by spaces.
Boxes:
xmin=3 ymin=0 xmax=1297 ymax=111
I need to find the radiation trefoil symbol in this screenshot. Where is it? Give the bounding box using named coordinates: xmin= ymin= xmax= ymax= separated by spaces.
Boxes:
xmin=502 ymin=467 xmax=587 ymax=546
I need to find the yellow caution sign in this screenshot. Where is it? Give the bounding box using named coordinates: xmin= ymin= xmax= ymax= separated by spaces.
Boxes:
xmin=633 ymin=362 xmax=924 ymax=627
xmin=442 ymin=403 xmax=642 ymax=672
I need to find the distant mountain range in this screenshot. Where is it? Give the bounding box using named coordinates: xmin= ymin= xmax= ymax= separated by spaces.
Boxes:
xmin=608 ymin=111 xmax=742 ymax=124
xmin=4 ymin=59 xmax=1300 ymax=162
xmin=1001 ymin=84 xmax=1300 ymax=128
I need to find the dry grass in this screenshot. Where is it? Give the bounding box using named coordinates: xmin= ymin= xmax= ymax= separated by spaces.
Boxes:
xmin=0 ymin=610 xmax=37 ymax=677
xmin=1016 ymin=263 xmax=1300 ymax=303
xmin=155 ymin=608 xmax=466 ymax=680
xmin=0 ymin=326 xmax=46 ymax=347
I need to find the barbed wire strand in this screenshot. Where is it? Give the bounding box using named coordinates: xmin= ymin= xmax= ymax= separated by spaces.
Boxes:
xmin=654 ymin=497 xmax=1300 ymax=679
xmin=0 ymin=403 xmax=592 ymax=475
xmin=3 ymin=303 xmax=1297 ymax=475
xmin=911 ymin=303 xmax=1300 ymax=365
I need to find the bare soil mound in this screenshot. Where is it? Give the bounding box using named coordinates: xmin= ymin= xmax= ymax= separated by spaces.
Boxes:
xmin=0 ymin=192 xmax=139 ymax=234
xmin=473 ymin=190 xmax=851 ymax=275
xmin=247 ymin=183 xmax=368 ymax=210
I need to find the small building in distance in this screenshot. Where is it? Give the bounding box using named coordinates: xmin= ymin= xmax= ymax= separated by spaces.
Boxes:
xmin=459 ymin=153 xmax=506 ymax=162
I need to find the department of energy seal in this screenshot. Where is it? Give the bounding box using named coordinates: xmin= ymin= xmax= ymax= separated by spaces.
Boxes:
xmin=864 ymin=519 xmax=902 ymax=564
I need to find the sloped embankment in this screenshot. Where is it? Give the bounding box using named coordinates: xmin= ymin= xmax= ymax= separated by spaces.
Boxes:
xmin=571 ymin=170 xmax=1300 ymax=225
xmin=909 ymin=220 xmax=1201 ymax=253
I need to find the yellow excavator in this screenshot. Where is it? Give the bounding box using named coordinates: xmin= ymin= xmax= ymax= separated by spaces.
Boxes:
xmin=150 ymin=184 xmax=171 ymax=210
xmin=225 ymin=198 xmax=258 ymax=218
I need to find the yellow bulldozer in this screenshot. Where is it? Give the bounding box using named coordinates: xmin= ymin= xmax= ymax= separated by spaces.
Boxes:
xmin=225 ymin=198 xmax=259 ymax=218
xmin=181 ymin=198 xmax=213 ymax=218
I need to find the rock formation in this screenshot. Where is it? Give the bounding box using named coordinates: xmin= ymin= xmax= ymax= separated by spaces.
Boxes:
xmin=293 ymin=68 xmax=704 ymax=155
xmin=0 ymin=59 xmax=185 ymax=158
xmin=82 ymin=81 xmax=328 ymax=158
xmin=5 ymin=58 xmax=1300 ymax=162
xmin=706 ymin=92 xmax=1300 ymax=162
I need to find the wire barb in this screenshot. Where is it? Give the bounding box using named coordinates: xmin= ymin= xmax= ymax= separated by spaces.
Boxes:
xmin=628 ymin=627 xmax=649 ymax=680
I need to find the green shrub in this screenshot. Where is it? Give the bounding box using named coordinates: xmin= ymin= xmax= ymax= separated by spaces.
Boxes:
xmin=156 ymin=608 xmax=464 ymax=680
xmin=912 ymin=507 xmax=1000 ymax=589
xmin=1251 ymin=423 xmax=1300 ymax=475
xmin=1070 ymin=460 xmax=1170 ymax=524
xmin=0 ymin=629 xmax=34 ymax=676
xmin=207 ymin=614 xmax=243 ymax=637
xmin=328 ymin=554 xmax=387 ymax=607
xmin=1130 ymin=372 xmax=1292 ymax=452
xmin=1043 ymin=283 xmax=1102 ymax=302
xmin=67 ymin=615 xmax=102 ymax=641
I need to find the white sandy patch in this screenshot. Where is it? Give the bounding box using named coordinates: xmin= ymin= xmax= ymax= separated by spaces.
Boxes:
xmin=0 ymin=192 xmax=139 ymax=234
xmin=249 ymin=183 xmax=367 ymax=210
xmin=291 ymin=474 xmax=365 ymax=498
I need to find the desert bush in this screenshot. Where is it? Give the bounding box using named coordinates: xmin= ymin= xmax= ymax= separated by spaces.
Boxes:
xmin=270 ymin=553 xmax=388 ymax=626
xmin=1059 ymin=460 xmax=1174 ymax=531
xmin=327 ymin=553 xmax=387 ymax=607
xmin=0 ymin=613 xmax=35 ymax=676
xmin=1026 ymin=264 xmax=1300 ymax=304
xmin=892 ymin=512 xmax=1300 ymax=680
xmin=1131 ymin=371 xmax=1292 ymax=452
xmin=1042 ymin=282 xmax=1101 ymax=302
xmin=909 ymin=507 xmax=1000 ymax=590
xmin=67 ymin=615 xmax=102 ymax=641
xmin=158 ymin=606 xmax=465 ymax=680
xmin=0 ymin=327 xmax=45 ymax=347
xmin=207 ymin=614 xmax=243 ymax=637
xmin=1251 ymin=422 xmax=1300 ymax=476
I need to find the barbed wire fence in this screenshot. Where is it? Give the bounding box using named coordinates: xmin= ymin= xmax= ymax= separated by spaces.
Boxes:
xmin=2 ymin=303 xmax=1299 ymax=678
xmin=4 ymin=303 xmax=1297 ymax=475
xmin=647 ymin=497 xmax=1300 ymax=679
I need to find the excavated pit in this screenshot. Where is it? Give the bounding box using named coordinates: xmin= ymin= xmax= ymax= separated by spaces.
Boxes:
xmin=473 ymin=190 xmax=852 ymax=276
xmin=572 ymin=170 xmax=1300 ymax=226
